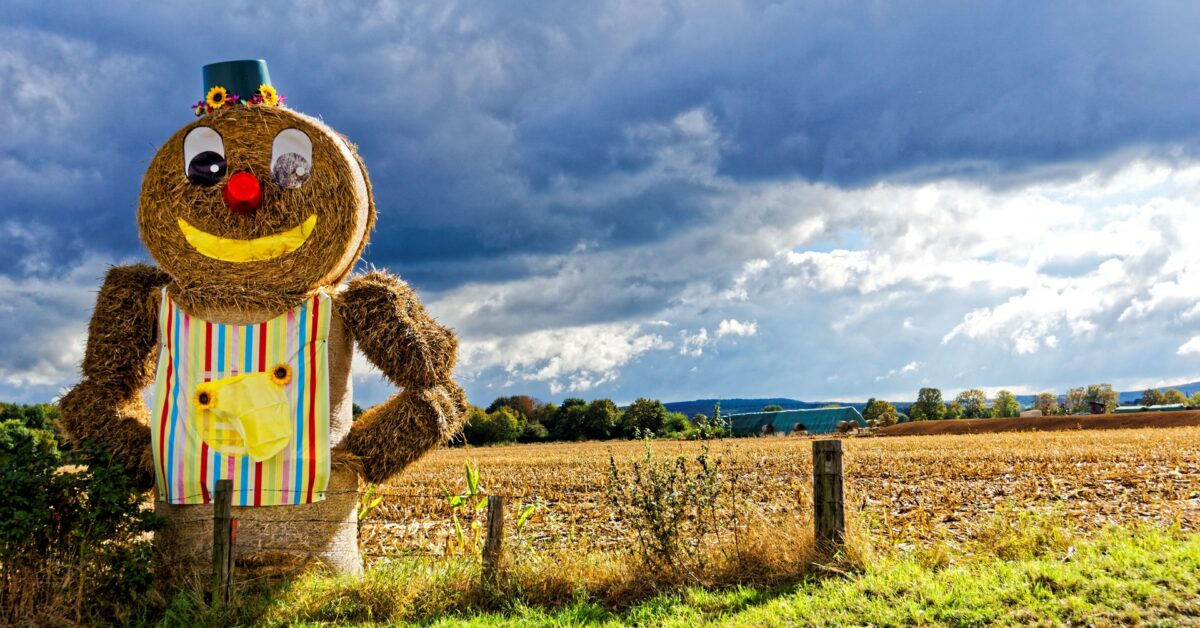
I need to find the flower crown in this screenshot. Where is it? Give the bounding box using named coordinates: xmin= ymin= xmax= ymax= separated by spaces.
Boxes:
xmin=193 ymin=83 xmax=286 ymax=116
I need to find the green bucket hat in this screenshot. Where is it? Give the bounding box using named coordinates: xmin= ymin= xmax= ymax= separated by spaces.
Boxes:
xmin=195 ymin=59 xmax=284 ymax=115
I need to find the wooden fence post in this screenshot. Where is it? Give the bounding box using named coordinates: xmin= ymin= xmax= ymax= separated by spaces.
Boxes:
xmin=482 ymin=495 xmax=505 ymax=584
xmin=812 ymin=439 xmax=845 ymax=549
xmin=211 ymin=479 xmax=234 ymax=606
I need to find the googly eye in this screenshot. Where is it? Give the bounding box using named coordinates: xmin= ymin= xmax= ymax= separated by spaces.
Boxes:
xmin=271 ymin=128 xmax=312 ymax=189
xmin=183 ymin=126 xmax=226 ymax=186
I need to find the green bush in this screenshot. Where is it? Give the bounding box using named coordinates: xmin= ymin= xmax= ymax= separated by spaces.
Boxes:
xmin=463 ymin=406 xmax=523 ymax=445
xmin=0 ymin=419 xmax=162 ymax=625
xmin=604 ymin=440 xmax=727 ymax=576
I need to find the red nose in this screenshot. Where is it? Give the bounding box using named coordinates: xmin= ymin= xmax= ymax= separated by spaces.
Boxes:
xmin=223 ymin=171 xmax=262 ymax=213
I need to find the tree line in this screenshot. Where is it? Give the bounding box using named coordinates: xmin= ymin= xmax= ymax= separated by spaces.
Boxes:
xmin=869 ymin=384 xmax=1199 ymax=424
xmin=459 ymin=395 xmax=727 ymax=446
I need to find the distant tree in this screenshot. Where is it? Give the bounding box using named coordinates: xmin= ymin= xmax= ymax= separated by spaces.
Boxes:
xmin=351 ymin=403 xmax=365 ymax=421
xmin=661 ymin=411 xmax=692 ymax=437
xmin=863 ymin=399 xmax=898 ymax=426
xmin=535 ymin=402 xmax=559 ymax=436
xmin=1140 ymin=388 xmax=1165 ymax=407
xmin=463 ymin=406 xmax=522 ymax=445
xmin=910 ymin=388 xmax=946 ymax=421
xmin=761 ymin=404 xmax=784 ymax=412
xmin=552 ymin=398 xmax=589 ymax=440
xmin=991 ymin=390 xmax=1021 ymax=418
xmin=1032 ymin=393 xmax=1060 ymax=416
xmin=584 ymin=399 xmax=620 ymax=439
xmin=954 ymin=389 xmax=989 ymax=419
xmin=1063 ymin=387 xmax=1087 ymax=414
xmin=487 ymin=395 xmax=539 ymax=420
xmin=1085 ymin=384 xmax=1118 ymax=414
xmin=623 ymin=397 xmax=668 ymax=436
xmin=691 ymin=413 xmax=708 ymax=424
xmin=694 ymin=402 xmax=727 ymax=439
xmin=944 ymin=401 xmax=964 ymax=420
xmin=1190 ymin=393 xmax=1200 ymax=408
xmin=518 ymin=420 xmax=549 ymax=443
xmin=1163 ymin=388 xmax=1188 ymax=405
xmin=0 ymin=402 xmax=57 ymax=431
xmin=491 ymin=407 xmax=523 ymax=443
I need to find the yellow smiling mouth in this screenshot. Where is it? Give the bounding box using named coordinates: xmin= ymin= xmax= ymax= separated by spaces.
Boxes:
xmin=177 ymin=215 xmax=318 ymax=262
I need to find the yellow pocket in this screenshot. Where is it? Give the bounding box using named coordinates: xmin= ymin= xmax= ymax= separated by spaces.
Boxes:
xmin=193 ymin=367 xmax=293 ymax=462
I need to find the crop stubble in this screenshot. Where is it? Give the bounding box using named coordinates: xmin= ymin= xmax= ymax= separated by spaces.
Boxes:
xmin=360 ymin=426 xmax=1200 ymax=556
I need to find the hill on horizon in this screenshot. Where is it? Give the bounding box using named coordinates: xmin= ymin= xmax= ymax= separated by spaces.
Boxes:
xmin=662 ymin=381 xmax=1200 ymax=417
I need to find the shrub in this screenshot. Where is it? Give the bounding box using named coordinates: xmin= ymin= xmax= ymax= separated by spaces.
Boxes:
xmin=518 ymin=420 xmax=549 ymax=443
xmin=0 ymin=419 xmax=162 ymax=625
xmin=463 ymin=406 xmax=523 ymax=445
xmin=659 ymin=411 xmax=693 ymax=438
xmin=604 ymin=440 xmax=726 ymax=576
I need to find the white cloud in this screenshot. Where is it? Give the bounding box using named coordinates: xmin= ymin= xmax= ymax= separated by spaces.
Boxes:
xmin=457 ymin=322 xmax=671 ymax=395
xmin=422 ymin=155 xmax=1200 ymax=403
xmin=0 ymin=254 xmax=116 ymax=390
xmin=1178 ymin=336 xmax=1200 ymax=356
xmin=679 ymin=328 xmax=710 ymax=357
xmin=716 ymin=319 xmax=757 ymax=338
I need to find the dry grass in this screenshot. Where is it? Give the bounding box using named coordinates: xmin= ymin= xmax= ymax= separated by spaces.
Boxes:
xmin=365 ymin=427 xmax=1200 ymax=557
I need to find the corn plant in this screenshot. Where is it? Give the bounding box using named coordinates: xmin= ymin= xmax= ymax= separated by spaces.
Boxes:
xmin=441 ymin=461 xmax=488 ymax=555
xmin=357 ymin=484 xmax=383 ymax=533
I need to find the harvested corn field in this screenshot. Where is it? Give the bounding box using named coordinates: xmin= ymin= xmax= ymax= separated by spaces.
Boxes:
xmin=876 ymin=410 xmax=1200 ymax=437
xmin=361 ymin=427 xmax=1200 ymax=558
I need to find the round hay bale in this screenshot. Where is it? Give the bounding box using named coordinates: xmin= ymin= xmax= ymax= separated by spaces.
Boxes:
xmin=138 ymin=106 xmax=374 ymax=316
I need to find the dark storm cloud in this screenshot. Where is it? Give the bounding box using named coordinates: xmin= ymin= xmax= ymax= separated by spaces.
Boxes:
xmin=6 ymin=1 xmax=1200 ymax=405
xmin=4 ymin=1 xmax=1199 ymax=289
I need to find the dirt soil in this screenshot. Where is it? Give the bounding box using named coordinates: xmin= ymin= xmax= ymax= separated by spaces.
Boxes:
xmin=876 ymin=410 xmax=1200 ymax=437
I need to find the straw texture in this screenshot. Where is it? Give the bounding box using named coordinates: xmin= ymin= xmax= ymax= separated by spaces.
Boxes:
xmin=339 ymin=272 xmax=467 ymax=483
xmin=59 ymin=263 xmax=170 ymax=490
xmin=138 ymin=106 xmax=374 ymax=317
xmin=63 ymin=97 xmax=463 ymax=579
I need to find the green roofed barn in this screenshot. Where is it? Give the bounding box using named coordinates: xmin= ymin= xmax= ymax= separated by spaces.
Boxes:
xmin=724 ymin=407 xmax=867 ymax=436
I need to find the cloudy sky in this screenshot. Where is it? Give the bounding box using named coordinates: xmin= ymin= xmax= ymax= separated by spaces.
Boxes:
xmin=4 ymin=1 xmax=1200 ymax=407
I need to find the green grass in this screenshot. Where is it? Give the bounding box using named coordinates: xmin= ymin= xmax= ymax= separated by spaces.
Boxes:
xmin=154 ymin=524 xmax=1200 ymax=626
xmin=443 ymin=526 xmax=1200 ymax=627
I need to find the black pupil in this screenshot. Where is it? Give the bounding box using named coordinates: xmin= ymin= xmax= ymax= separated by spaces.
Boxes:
xmin=187 ymin=151 xmax=226 ymax=186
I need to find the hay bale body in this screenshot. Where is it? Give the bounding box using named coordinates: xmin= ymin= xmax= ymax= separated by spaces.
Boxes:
xmin=151 ymin=295 xmax=362 ymax=577
xmin=61 ymin=104 xmax=465 ymax=579
xmin=156 ymin=467 xmax=362 ymax=578
xmin=340 ymin=271 xmax=468 ymax=484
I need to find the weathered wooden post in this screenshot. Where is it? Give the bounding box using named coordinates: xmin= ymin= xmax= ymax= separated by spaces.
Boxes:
xmin=211 ymin=479 xmax=234 ymax=606
xmin=482 ymin=495 xmax=506 ymax=584
xmin=812 ymin=439 xmax=845 ymax=549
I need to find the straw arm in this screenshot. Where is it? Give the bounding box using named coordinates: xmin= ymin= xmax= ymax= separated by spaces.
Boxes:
xmin=337 ymin=271 xmax=467 ymax=483
xmin=59 ymin=263 xmax=170 ymax=491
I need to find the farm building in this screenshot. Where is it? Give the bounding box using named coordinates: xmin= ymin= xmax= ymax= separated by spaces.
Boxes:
xmin=725 ymin=407 xmax=867 ymax=436
xmin=1114 ymin=403 xmax=1188 ymax=414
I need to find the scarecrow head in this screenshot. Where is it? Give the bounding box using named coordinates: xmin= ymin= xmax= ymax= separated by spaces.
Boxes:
xmin=138 ymin=60 xmax=375 ymax=311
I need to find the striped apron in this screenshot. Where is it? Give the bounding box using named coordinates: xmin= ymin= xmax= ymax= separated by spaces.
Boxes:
xmin=149 ymin=288 xmax=332 ymax=506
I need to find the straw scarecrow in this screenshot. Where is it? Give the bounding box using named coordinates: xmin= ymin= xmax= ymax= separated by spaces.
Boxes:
xmin=59 ymin=60 xmax=466 ymax=577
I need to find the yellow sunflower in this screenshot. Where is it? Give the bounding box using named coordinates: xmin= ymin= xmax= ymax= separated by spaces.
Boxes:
xmin=194 ymin=384 xmax=217 ymax=411
xmin=270 ymin=363 xmax=293 ymax=387
xmin=258 ymin=84 xmax=279 ymax=106
xmin=206 ymin=86 xmax=228 ymax=109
